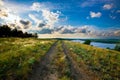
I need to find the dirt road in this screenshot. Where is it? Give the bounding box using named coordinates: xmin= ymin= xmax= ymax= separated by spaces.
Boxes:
xmin=62 ymin=42 xmax=99 ymax=80
xmin=29 ymin=41 xmax=59 ymax=80
xmin=29 ymin=41 xmax=99 ymax=80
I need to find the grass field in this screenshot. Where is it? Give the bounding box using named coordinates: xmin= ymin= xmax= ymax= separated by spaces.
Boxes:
xmin=0 ymin=38 xmax=120 ymax=80
xmin=64 ymin=41 xmax=120 ymax=80
xmin=0 ymin=38 xmax=55 ymax=80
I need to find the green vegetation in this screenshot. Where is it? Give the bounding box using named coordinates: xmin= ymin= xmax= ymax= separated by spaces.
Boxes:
xmin=114 ymin=44 xmax=120 ymax=51
xmin=83 ymin=40 xmax=91 ymax=45
xmin=0 ymin=38 xmax=55 ymax=80
xmin=65 ymin=41 xmax=120 ymax=80
xmin=79 ymin=39 xmax=120 ymax=44
xmin=53 ymin=41 xmax=71 ymax=80
xmin=1 ymin=38 xmax=120 ymax=80
xmin=0 ymin=25 xmax=37 ymax=38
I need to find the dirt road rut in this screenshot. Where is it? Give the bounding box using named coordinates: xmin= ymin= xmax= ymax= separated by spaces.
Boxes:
xmin=29 ymin=41 xmax=99 ymax=80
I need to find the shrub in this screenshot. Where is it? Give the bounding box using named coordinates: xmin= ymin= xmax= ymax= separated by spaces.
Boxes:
xmin=83 ymin=40 xmax=91 ymax=45
xmin=114 ymin=44 xmax=120 ymax=51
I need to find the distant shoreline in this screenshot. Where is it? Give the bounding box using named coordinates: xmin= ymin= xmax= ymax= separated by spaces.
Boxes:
xmin=37 ymin=38 xmax=120 ymax=44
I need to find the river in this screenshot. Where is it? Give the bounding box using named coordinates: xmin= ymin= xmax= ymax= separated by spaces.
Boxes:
xmin=72 ymin=40 xmax=116 ymax=49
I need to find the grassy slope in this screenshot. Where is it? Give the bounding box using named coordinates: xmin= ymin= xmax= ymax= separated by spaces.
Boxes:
xmin=0 ymin=38 xmax=55 ymax=80
xmin=1 ymin=38 xmax=120 ymax=80
xmin=65 ymin=41 xmax=120 ymax=80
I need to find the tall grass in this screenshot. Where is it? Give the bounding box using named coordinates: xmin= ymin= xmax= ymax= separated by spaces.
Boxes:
xmin=0 ymin=38 xmax=55 ymax=80
xmin=65 ymin=41 xmax=120 ymax=80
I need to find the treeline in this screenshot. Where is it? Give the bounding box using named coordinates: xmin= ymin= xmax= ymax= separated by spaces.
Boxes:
xmin=0 ymin=25 xmax=37 ymax=38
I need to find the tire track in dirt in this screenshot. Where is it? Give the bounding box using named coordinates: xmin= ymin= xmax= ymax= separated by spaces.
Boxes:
xmin=62 ymin=41 xmax=99 ymax=80
xmin=29 ymin=40 xmax=98 ymax=80
xmin=29 ymin=41 xmax=59 ymax=80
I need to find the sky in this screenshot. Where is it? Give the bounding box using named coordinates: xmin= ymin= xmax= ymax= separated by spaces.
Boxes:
xmin=0 ymin=0 xmax=120 ymax=38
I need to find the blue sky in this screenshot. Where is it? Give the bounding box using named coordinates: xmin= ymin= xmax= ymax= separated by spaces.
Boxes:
xmin=0 ymin=0 xmax=120 ymax=38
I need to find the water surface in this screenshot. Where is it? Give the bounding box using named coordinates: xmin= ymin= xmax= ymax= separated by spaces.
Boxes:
xmin=72 ymin=40 xmax=116 ymax=49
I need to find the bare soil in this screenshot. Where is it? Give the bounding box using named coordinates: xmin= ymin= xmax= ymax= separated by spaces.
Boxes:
xmin=28 ymin=41 xmax=99 ymax=80
xmin=29 ymin=41 xmax=59 ymax=80
xmin=62 ymin=42 xmax=99 ymax=80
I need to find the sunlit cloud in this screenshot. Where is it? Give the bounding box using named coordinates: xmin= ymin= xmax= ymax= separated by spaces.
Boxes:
xmin=31 ymin=2 xmax=44 ymax=12
xmin=28 ymin=14 xmax=41 ymax=23
xmin=103 ymin=4 xmax=113 ymax=10
xmin=80 ymin=0 xmax=114 ymax=8
xmin=30 ymin=2 xmax=61 ymax=29
xmin=90 ymin=11 xmax=102 ymax=18
xmin=114 ymin=30 xmax=120 ymax=36
xmin=0 ymin=0 xmax=4 ymax=6
xmin=0 ymin=8 xmax=8 ymax=19
xmin=0 ymin=0 xmax=120 ymax=38
xmin=4 ymin=1 xmax=30 ymax=14
xmin=42 ymin=10 xmax=60 ymax=28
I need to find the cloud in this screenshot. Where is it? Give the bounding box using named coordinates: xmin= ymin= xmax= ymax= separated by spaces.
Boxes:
xmin=28 ymin=14 xmax=47 ymax=28
xmin=0 ymin=0 xmax=4 ymax=6
xmin=80 ymin=0 xmax=95 ymax=7
xmin=60 ymin=16 xmax=68 ymax=22
xmin=92 ymin=28 xmax=120 ymax=37
xmin=0 ymin=8 xmax=8 ymax=19
xmin=19 ymin=20 xmax=32 ymax=29
xmin=20 ymin=20 xmax=30 ymax=26
xmin=37 ymin=28 xmax=53 ymax=34
xmin=42 ymin=10 xmax=60 ymax=28
xmin=0 ymin=1 xmax=9 ymax=19
xmin=80 ymin=0 xmax=114 ymax=8
xmin=90 ymin=11 xmax=102 ymax=18
xmin=37 ymin=25 xmax=120 ymax=38
xmin=56 ymin=25 xmax=75 ymax=34
xmin=1 ymin=1 xmax=62 ymax=33
xmin=37 ymin=23 xmax=46 ymax=28
xmin=30 ymin=25 xmax=97 ymax=35
xmin=114 ymin=30 xmax=120 ymax=36
xmin=0 ymin=1 xmax=32 ymax=31
xmin=30 ymin=2 xmax=55 ymax=11
xmin=3 ymin=1 xmax=30 ymax=14
xmin=99 ymin=30 xmax=120 ymax=37
xmin=116 ymin=10 xmax=120 ymax=13
xmin=109 ymin=14 xmax=116 ymax=19
xmin=31 ymin=2 xmax=42 ymax=12
xmin=29 ymin=11 xmax=60 ymax=29
xmin=29 ymin=27 xmax=54 ymax=34
xmin=6 ymin=19 xmax=32 ymax=30
xmin=30 ymin=2 xmax=61 ymax=29
xmin=0 ymin=1 xmax=23 ymax=23
xmin=103 ymin=4 xmax=113 ymax=10
xmin=28 ymin=14 xmax=42 ymax=23
xmin=38 ymin=33 xmax=91 ymax=38
xmin=0 ymin=7 xmax=22 ymax=24
xmin=37 ymin=25 xmax=101 ymax=38
xmin=53 ymin=25 xmax=97 ymax=35
xmin=1 ymin=1 xmax=120 ymax=38
xmin=5 ymin=13 xmax=21 ymax=23
xmin=8 ymin=23 xmax=28 ymax=31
